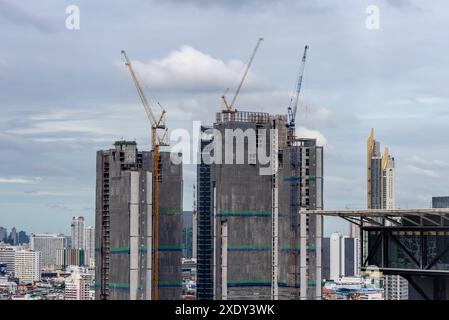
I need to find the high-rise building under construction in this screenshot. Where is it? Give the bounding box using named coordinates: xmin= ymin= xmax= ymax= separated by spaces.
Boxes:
xmin=95 ymin=141 xmax=182 ymax=300
xmin=197 ymin=110 xmax=323 ymax=300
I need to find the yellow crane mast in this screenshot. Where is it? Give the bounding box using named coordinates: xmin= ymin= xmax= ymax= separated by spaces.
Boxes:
xmin=121 ymin=50 xmax=168 ymax=300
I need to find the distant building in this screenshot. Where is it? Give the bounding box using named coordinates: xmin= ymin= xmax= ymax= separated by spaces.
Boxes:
xmin=30 ymin=234 xmax=65 ymax=269
xmin=64 ymin=268 xmax=92 ymax=300
xmin=71 ymin=217 xmax=85 ymax=250
xmin=95 ymin=141 xmax=183 ymax=300
xmin=56 ymin=248 xmax=85 ymax=269
xmin=0 ymin=245 xmax=16 ymax=274
xmin=18 ymin=231 xmax=29 ymax=245
xmin=0 ymin=227 xmax=7 ymax=243
xmin=8 ymin=228 xmax=18 ymax=246
xmin=365 ymin=129 xmax=407 ymax=300
xmin=14 ymin=250 xmax=40 ymax=284
xmin=432 ymin=196 xmax=449 ymax=209
xmin=323 ymin=232 xmax=360 ymax=281
xmin=83 ymin=226 xmax=95 ymax=268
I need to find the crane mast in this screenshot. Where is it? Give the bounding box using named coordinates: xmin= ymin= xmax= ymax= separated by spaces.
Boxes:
xmin=222 ymin=37 xmax=264 ymax=113
xmin=122 ymin=50 xmax=168 ymax=300
xmin=287 ymin=45 xmax=308 ymax=145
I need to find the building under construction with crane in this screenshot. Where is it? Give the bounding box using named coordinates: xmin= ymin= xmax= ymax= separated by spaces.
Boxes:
xmin=95 ymin=141 xmax=183 ymax=300
xmin=95 ymin=50 xmax=183 ymax=300
xmin=197 ymin=41 xmax=324 ymax=300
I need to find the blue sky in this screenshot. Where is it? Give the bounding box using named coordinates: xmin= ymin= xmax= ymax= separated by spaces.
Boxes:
xmin=1 ymin=0 xmax=448 ymax=236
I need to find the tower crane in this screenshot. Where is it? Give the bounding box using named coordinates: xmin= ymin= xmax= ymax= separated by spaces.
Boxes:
xmin=221 ymin=37 xmax=264 ymax=113
xmin=287 ymin=45 xmax=308 ymax=145
xmin=121 ymin=50 xmax=168 ymax=300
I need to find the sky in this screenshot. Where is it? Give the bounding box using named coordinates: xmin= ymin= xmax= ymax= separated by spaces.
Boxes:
xmin=1 ymin=0 xmax=449 ymax=236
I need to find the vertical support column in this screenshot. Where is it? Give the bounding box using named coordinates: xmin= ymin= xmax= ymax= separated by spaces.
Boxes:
xmin=129 ymin=171 xmax=140 ymax=300
xmin=221 ymin=220 xmax=228 ymax=300
xmin=271 ymin=125 xmax=279 ymax=300
xmin=315 ymin=214 xmax=322 ymax=300
xmin=213 ymin=186 xmax=217 ymax=300
xmin=146 ymin=172 xmax=153 ymax=300
xmin=299 ymin=209 xmax=307 ymax=300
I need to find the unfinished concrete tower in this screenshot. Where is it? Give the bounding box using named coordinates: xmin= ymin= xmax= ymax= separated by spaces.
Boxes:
xmin=95 ymin=141 xmax=182 ymax=300
xmin=210 ymin=111 xmax=323 ymax=300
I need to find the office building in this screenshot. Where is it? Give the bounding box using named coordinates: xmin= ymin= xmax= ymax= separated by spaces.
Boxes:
xmin=18 ymin=231 xmax=29 ymax=245
xmin=71 ymin=217 xmax=85 ymax=250
xmin=30 ymin=234 xmax=65 ymax=269
xmin=432 ymin=197 xmax=449 ymax=209
xmin=14 ymin=250 xmax=40 ymax=284
xmin=95 ymin=141 xmax=182 ymax=300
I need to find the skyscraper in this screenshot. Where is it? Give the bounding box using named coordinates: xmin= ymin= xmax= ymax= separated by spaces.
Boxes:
xmin=30 ymin=234 xmax=65 ymax=269
xmin=0 ymin=245 xmax=17 ymax=274
xmin=365 ymin=129 xmax=407 ymax=300
xmin=71 ymin=216 xmax=85 ymax=250
xmin=95 ymin=141 xmax=182 ymax=300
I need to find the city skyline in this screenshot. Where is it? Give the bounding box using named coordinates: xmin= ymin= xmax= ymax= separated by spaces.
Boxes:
xmin=1 ymin=0 xmax=449 ymax=237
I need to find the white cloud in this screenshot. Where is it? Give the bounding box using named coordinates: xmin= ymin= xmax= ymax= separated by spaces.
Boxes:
xmin=118 ymin=46 xmax=265 ymax=92
xmin=411 ymin=155 xmax=449 ymax=168
xmin=0 ymin=177 xmax=40 ymax=184
xmin=405 ymin=165 xmax=439 ymax=178
xmin=296 ymin=126 xmax=328 ymax=147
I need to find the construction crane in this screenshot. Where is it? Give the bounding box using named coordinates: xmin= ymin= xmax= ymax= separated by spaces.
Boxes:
xmin=287 ymin=45 xmax=309 ymax=145
xmin=121 ymin=50 xmax=168 ymax=300
xmin=221 ymin=37 xmax=264 ymax=113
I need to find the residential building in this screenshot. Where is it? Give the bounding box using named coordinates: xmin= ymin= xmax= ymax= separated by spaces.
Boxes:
xmin=71 ymin=216 xmax=85 ymax=250
xmin=64 ymin=268 xmax=92 ymax=300
xmin=14 ymin=250 xmax=40 ymax=284
xmin=56 ymin=248 xmax=85 ymax=269
xmin=84 ymin=226 xmax=95 ymax=268
xmin=0 ymin=245 xmax=16 ymax=274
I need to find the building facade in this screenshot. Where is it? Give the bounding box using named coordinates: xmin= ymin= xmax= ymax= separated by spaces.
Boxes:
xmin=30 ymin=234 xmax=65 ymax=270
xmin=84 ymin=226 xmax=95 ymax=268
xmin=95 ymin=141 xmax=182 ymax=300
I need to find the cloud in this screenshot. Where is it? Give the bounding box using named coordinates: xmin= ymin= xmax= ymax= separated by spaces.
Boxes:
xmin=24 ymin=191 xmax=73 ymax=196
xmin=296 ymin=126 xmax=328 ymax=146
xmin=410 ymin=155 xmax=449 ymax=168
xmin=0 ymin=0 xmax=55 ymax=33
xmin=0 ymin=177 xmax=41 ymax=184
xmin=118 ymin=46 xmax=266 ymax=92
xmin=405 ymin=165 xmax=439 ymax=178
